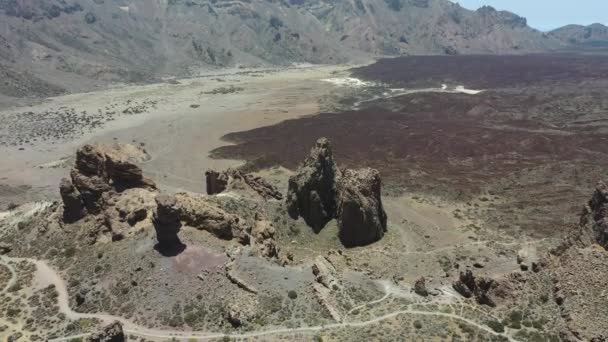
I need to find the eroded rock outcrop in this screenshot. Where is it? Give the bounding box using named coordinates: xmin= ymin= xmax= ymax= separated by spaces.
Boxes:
xmin=286 ymin=138 xmax=339 ymax=232
xmin=414 ymin=277 xmax=429 ymax=297
xmin=206 ymin=169 xmax=282 ymax=200
xmin=452 ymin=270 xmax=497 ymax=307
xmin=60 ymin=143 xmax=156 ymax=219
xmin=59 ymin=177 xmax=86 ymax=222
xmin=336 ymin=168 xmax=387 ymax=247
xmin=286 ymin=138 xmax=388 ymax=247
xmin=311 ymin=256 xmax=343 ymax=322
xmin=86 ymin=321 xmax=125 ymax=342
xmin=59 ymin=144 xmax=159 ymax=244
xmin=581 ymin=181 xmax=608 ymax=247
xmin=154 ymin=192 xmax=249 ymax=242
xmin=251 ymin=214 xmax=279 ymax=258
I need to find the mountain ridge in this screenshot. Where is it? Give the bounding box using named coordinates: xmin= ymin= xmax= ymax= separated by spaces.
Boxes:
xmin=0 ymin=0 xmax=563 ymax=98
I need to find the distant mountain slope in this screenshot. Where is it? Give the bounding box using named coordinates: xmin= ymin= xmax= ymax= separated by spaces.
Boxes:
xmin=550 ymin=23 xmax=608 ymax=45
xmin=0 ymin=0 xmax=560 ymax=97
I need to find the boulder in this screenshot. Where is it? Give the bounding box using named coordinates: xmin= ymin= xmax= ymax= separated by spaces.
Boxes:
xmin=336 ymin=168 xmax=387 ymax=247
xmin=414 ymin=277 xmax=429 ymax=297
xmin=452 ymin=270 xmax=497 ymax=307
xmin=0 ymin=242 xmax=11 ymax=255
xmin=59 ymin=177 xmax=86 ymax=222
xmin=86 ymin=321 xmax=124 ymax=342
xmin=286 ymin=138 xmax=339 ymax=232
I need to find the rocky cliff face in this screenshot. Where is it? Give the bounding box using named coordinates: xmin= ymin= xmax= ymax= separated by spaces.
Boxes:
xmin=0 ymin=0 xmax=560 ymax=97
xmin=336 ymin=168 xmax=387 ymax=247
xmin=580 ymin=181 xmax=608 ymax=248
xmin=286 ymin=138 xmax=338 ymax=232
xmin=287 ymin=138 xmax=387 ymax=247
xmin=59 ymin=143 xmax=158 ymax=242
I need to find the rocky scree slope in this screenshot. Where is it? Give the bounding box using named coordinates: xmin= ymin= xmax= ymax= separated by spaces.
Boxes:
xmin=0 ymin=0 xmax=560 ymax=97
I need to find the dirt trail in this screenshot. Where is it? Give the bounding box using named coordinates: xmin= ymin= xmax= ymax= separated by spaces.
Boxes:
xmin=0 ymin=256 xmax=520 ymax=342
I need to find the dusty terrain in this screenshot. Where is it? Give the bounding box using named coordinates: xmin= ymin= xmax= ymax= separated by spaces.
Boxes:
xmin=0 ymin=64 xmax=356 ymax=208
xmin=1 ymin=53 xmax=608 ymax=342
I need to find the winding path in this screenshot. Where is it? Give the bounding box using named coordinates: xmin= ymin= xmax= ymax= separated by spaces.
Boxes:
xmin=0 ymin=257 xmax=17 ymax=294
xmin=0 ymin=256 xmax=520 ymax=342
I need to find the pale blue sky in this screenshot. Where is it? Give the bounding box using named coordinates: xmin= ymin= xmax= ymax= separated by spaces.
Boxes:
xmin=453 ymin=0 xmax=608 ymax=31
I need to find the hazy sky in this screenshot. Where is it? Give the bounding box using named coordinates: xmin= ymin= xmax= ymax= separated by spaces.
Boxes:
xmin=453 ymin=0 xmax=608 ymax=31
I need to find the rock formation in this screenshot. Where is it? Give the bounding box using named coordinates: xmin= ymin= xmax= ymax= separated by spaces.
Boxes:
xmin=251 ymin=215 xmax=279 ymax=258
xmin=60 ymin=144 xmax=156 ymax=220
xmin=0 ymin=242 xmax=11 ymax=255
xmin=205 ymin=170 xmax=229 ymax=195
xmin=452 ymin=270 xmax=497 ymax=307
xmin=153 ymin=195 xmax=184 ymax=253
xmin=59 ymin=177 xmax=86 ymax=222
xmin=414 ymin=277 xmax=429 ymax=297
xmin=206 ymin=169 xmax=283 ymax=200
xmin=153 ymin=193 xmax=249 ymax=242
xmin=286 ymin=138 xmax=388 ymax=247
xmin=86 ymin=321 xmax=125 ymax=342
xmin=580 ymin=181 xmax=608 ymax=247
xmin=311 ymin=256 xmax=343 ymax=322
xmin=286 ymin=138 xmax=338 ymax=232
xmin=336 ymin=168 xmax=387 ymax=247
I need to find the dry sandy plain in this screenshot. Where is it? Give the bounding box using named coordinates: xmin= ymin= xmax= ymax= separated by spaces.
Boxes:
xmin=0 ymin=65 xmax=357 ymax=206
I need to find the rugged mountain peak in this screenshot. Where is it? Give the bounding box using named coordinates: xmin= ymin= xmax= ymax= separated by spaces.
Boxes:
xmin=286 ymin=138 xmax=339 ymax=232
xmin=0 ymin=0 xmax=560 ymax=98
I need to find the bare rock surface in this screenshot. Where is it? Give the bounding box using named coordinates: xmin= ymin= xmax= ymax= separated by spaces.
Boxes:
xmin=59 ymin=177 xmax=86 ymax=222
xmin=61 ymin=143 xmax=156 ymax=219
xmin=251 ymin=215 xmax=279 ymax=258
xmin=206 ymin=169 xmax=282 ymax=200
xmin=154 ymin=192 xmax=249 ymax=242
xmin=86 ymin=321 xmax=124 ymax=342
xmin=287 ymin=138 xmax=387 ymax=247
xmin=286 ymin=138 xmax=338 ymax=232
xmin=336 ymin=168 xmax=387 ymax=247
xmin=581 ymin=181 xmax=608 ymax=247
xmin=153 ymin=194 xmax=184 ymax=253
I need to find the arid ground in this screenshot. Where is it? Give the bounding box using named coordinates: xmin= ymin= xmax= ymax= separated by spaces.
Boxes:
xmin=1 ymin=54 xmax=608 ymax=341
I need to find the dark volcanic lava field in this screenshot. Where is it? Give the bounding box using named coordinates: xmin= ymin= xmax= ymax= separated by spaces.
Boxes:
xmin=212 ymin=54 xmax=608 ymax=237
xmin=351 ymin=54 xmax=608 ymax=88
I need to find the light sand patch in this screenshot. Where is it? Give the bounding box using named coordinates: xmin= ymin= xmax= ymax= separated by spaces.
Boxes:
xmin=0 ymin=65 xmax=355 ymax=201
